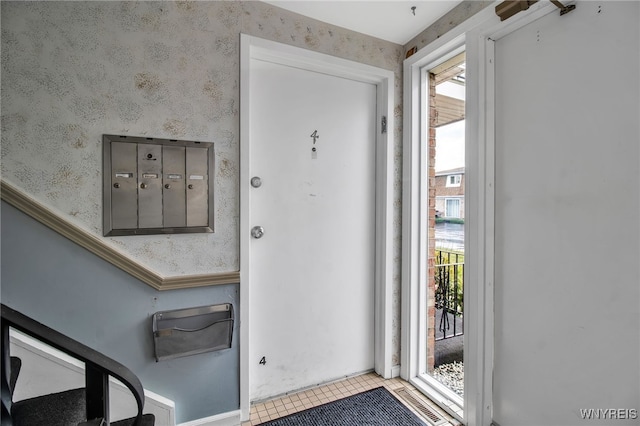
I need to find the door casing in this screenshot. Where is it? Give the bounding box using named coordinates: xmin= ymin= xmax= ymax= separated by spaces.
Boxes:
xmin=239 ymin=34 xmax=395 ymax=421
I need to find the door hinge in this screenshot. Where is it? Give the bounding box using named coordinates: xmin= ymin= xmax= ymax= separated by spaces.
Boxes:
xmin=381 ymin=116 xmax=387 ymax=134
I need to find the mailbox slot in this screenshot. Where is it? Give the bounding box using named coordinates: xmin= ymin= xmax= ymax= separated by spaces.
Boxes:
xmin=163 ymin=145 xmax=187 ymax=228
xmin=103 ymin=135 xmax=214 ymax=236
xmin=110 ymin=142 xmax=138 ymax=229
xmin=186 ymin=147 xmax=209 ymax=227
xmin=138 ymin=144 xmax=163 ymax=228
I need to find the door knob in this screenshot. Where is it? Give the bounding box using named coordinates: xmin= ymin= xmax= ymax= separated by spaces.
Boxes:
xmin=251 ymin=226 xmax=265 ymax=239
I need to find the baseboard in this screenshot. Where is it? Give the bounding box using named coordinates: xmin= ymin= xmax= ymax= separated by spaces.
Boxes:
xmin=9 ymin=330 xmax=176 ymax=426
xmin=391 ymin=365 xmax=401 ymax=378
xmin=177 ymin=410 xmax=241 ymax=426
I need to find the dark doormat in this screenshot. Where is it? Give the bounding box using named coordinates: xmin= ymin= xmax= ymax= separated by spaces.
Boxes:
xmin=257 ymin=387 xmax=428 ymax=426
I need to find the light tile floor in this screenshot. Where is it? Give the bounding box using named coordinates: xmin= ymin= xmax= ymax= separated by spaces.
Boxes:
xmin=241 ymin=372 xmax=462 ymax=426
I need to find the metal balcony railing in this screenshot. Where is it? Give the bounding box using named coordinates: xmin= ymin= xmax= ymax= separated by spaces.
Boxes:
xmin=435 ymin=250 xmax=464 ymax=340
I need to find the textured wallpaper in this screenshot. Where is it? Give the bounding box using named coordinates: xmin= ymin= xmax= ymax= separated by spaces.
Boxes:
xmin=1 ymin=1 xmax=405 ymax=363
xmin=1 ymin=0 xmax=403 ymax=275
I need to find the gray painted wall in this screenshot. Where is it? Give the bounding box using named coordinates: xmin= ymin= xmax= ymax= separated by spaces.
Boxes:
xmin=1 ymin=201 xmax=239 ymax=423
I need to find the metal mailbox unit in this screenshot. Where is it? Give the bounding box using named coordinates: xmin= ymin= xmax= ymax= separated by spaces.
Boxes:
xmin=152 ymin=304 xmax=234 ymax=361
xmin=103 ymin=134 xmax=214 ymax=236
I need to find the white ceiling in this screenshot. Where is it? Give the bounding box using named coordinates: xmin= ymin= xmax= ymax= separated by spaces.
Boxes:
xmin=263 ymin=1 xmax=463 ymax=45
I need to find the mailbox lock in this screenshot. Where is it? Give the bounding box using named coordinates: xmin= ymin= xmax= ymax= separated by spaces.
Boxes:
xmin=140 ymin=183 xmax=148 ymax=189
xmin=188 ymin=184 xmax=194 ymax=190
xmin=165 ymin=184 xmax=171 ymax=189
xmin=113 ymin=183 xmax=120 ymax=189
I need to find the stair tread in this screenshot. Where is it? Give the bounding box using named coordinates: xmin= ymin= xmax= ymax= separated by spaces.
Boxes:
xmin=12 ymin=387 xmax=86 ymax=426
xmin=111 ymin=413 xmax=156 ymax=426
xmin=13 ymin=389 xmax=156 ymax=426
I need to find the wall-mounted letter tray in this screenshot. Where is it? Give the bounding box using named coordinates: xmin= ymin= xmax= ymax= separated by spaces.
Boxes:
xmin=152 ymin=304 xmax=233 ymax=361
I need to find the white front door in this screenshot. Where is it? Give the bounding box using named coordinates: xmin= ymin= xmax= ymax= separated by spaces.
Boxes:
xmin=248 ymin=57 xmax=377 ymax=401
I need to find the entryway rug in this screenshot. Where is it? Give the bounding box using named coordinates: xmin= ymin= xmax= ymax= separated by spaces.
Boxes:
xmin=257 ymin=387 xmax=428 ymax=426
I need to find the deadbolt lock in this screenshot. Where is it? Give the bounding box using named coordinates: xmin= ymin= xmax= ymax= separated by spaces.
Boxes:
xmin=251 ymin=226 xmax=265 ymax=239
xmin=251 ymin=177 xmax=262 ymax=188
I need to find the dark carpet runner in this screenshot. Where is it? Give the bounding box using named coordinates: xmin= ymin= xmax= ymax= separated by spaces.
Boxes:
xmin=258 ymin=387 xmax=428 ymax=426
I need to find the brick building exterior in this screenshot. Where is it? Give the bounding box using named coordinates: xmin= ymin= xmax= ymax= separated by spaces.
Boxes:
xmin=435 ymin=167 xmax=465 ymax=219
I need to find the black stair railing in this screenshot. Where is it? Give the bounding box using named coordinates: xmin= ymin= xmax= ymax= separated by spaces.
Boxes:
xmin=1 ymin=304 xmax=148 ymax=426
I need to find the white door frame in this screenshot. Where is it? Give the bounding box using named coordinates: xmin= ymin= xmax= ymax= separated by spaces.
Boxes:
xmin=401 ymin=27 xmax=472 ymax=422
xmin=239 ymin=34 xmax=395 ymax=421
xmin=401 ymin=2 xmax=557 ymax=425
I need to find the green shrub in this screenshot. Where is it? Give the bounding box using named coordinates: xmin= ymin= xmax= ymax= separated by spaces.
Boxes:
xmin=435 ymin=217 xmax=464 ymax=224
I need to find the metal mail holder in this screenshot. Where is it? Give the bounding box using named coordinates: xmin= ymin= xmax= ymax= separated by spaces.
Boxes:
xmin=152 ymin=304 xmax=233 ymax=361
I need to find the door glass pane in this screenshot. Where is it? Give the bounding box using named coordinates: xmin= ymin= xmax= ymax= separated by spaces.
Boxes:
xmin=426 ymin=55 xmax=466 ymax=409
